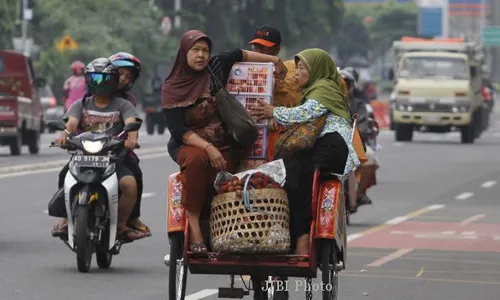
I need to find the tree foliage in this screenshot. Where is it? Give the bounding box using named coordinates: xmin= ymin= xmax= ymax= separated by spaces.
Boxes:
xmin=31 ymin=0 xmax=177 ymax=99
xmin=0 ymin=0 xmax=18 ymax=49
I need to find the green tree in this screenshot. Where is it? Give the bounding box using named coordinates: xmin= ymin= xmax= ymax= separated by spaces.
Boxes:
xmin=163 ymin=0 xmax=345 ymax=57
xmin=31 ymin=0 xmax=177 ymax=99
xmin=336 ymin=13 xmax=371 ymax=63
xmin=0 ymin=0 xmax=18 ymax=49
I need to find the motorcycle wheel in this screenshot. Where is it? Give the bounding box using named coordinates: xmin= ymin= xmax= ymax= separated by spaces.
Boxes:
xmin=96 ymin=220 xmax=112 ymax=269
xmin=75 ymin=205 xmax=93 ymax=273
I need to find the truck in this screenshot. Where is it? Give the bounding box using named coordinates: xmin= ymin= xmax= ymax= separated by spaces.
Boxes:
xmin=0 ymin=50 xmax=44 ymax=155
xmin=389 ymin=37 xmax=485 ymax=144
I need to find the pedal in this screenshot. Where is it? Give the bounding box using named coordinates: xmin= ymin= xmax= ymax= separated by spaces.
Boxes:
xmin=218 ymin=287 xmax=249 ymax=299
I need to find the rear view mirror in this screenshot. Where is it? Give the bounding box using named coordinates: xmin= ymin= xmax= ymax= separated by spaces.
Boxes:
xmin=47 ymin=121 xmax=66 ymax=131
xmin=123 ymin=122 xmax=141 ymax=132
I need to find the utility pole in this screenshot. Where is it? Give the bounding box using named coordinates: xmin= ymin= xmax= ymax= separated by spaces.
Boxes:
xmin=21 ymin=0 xmax=28 ymax=54
xmin=174 ymin=0 xmax=181 ymax=29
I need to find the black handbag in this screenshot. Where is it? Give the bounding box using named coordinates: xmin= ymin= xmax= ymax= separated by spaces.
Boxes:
xmin=48 ymin=188 xmax=67 ymax=218
xmin=207 ymin=66 xmax=258 ymax=149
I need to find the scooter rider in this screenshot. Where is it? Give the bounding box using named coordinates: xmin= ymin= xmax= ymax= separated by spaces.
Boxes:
xmin=51 ymin=58 xmax=146 ymax=241
xmin=341 ymin=68 xmax=378 ymax=212
xmin=109 ymin=52 xmax=150 ymax=236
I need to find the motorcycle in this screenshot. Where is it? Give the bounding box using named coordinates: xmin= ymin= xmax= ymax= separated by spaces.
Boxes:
xmin=47 ymin=120 xmax=141 ymax=273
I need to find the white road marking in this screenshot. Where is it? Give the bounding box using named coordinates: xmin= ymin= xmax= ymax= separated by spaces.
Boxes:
xmin=460 ymin=214 xmax=486 ymax=226
xmin=142 ymin=192 xmax=156 ymax=198
xmin=347 ymin=233 xmax=364 ymax=242
xmin=185 ymin=289 xmax=218 ymax=300
xmin=0 ymin=146 xmax=167 ymax=174
xmin=455 ymin=192 xmax=473 ymax=201
xmin=366 ymin=248 xmax=414 ymax=267
xmin=481 ymin=181 xmax=497 ymax=188
xmin=0 ymin=153 xmax=166 ymax=180
xmin=384 ymin=216 xmax=408 ymax=225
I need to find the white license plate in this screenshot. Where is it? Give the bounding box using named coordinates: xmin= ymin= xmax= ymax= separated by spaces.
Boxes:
xmin=423 ymin=115 xmax=440 ymax=123
xmin=72 ymin=155 xmax=110 ymax=168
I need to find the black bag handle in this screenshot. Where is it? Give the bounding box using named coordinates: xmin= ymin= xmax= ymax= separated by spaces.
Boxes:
xmin=207 ymin=64 xmax=225 ymax=92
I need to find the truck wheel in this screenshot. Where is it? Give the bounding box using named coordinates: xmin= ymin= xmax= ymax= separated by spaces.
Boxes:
xmin=10 ymin=134 xmax=22 ymax=156
xmin=461 ymin=111 xmax=477 ymax=144
xmin=394 ymin=123 xmax=413 ymax=142
xmin=146 ymin=115 xmax=155 ymax=135
xmin=27 ymin=130 xmax=40 ymax=154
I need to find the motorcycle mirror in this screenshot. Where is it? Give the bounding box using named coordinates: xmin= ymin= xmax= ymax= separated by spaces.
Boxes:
xmin=47 ymin=121 xmax=66 ymax=131
xmin=123 ymin=122 xmax=141 ymax=132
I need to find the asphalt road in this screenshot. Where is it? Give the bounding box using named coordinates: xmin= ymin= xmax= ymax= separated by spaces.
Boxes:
xmin=1 ymin=110 xmax=500 ymax=300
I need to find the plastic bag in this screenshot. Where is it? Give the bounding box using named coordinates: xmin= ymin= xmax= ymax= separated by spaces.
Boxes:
xmin=214 ymin=159 xmax=287 ymax=190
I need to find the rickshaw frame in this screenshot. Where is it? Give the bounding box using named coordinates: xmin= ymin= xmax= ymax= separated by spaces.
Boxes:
xmin=165 ymin=167 xmax=348 ymax=300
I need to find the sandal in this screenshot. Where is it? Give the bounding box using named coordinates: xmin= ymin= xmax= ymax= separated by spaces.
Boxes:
xmin=52 ymin=220 xmax=68 ymax=237
xmin=347 ymin=205 xmax=357 ymax=214
xmin=356 ymin=195 xmax=372 ymax=206
xmin=189 ymin=242 xmax=208 ymax=253
xmin=117 ymin=227 xmax=147 ymax=242
xmin=127 ymin=219 xmax=152 ymax=237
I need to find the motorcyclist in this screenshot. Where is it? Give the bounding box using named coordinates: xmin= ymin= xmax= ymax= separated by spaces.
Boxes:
xmin=62 ymin=60 xmax=87 ymax=112
xmin=51 ymin=58 xmax=146 ymax=241
xmin=108 ymin=52 xmax=150 ymax=236
xmin=341 ymin=69 xmax=378 ymax=212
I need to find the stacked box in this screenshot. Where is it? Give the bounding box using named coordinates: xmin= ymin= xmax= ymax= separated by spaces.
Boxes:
xmin=234 ymin=95 xmax=272 ymax=126
xmin=226 ymin=63 xmax=274 ymax=96
xmin=226 ymin=62 xmax=274 ymax=160
xmin=243 ymin=126 xmax=268 ymax=159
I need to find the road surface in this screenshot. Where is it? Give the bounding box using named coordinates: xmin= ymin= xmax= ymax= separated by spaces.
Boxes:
xmin=1 ymin=111 xmax=500 ymax=300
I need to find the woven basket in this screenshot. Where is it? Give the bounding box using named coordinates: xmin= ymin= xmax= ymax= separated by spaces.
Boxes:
xmin=209 ymin=188 xmax=290 ymax=254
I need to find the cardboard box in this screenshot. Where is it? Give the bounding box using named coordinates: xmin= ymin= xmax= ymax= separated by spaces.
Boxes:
xmin=226 ymin=62 xmax=274 ymax=96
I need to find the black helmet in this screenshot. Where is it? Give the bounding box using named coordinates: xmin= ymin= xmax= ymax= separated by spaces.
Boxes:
xmin=84 ymin=58 xmax=119 ymax=96
xmin=340 ymin=69 xmax=357 ymax=96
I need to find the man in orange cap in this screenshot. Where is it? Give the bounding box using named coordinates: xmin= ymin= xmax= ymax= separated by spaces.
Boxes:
xmin=248 ymin=25 xmax=302 ymax=160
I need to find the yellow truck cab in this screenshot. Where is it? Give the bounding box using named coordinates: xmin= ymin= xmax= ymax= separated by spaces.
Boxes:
xmin=390 ymin=37 xmax=484 ymax=144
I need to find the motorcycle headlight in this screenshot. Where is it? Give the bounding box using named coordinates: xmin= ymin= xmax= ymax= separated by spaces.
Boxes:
xmin=82 ymin=140 xmax=105 ymax=154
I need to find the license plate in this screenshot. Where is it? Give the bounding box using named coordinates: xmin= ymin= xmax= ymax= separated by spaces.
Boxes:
xmin=423 ymin=115 xmax=440 ymax=123
xmin=72 ymin=155 xmax=110 ymax=168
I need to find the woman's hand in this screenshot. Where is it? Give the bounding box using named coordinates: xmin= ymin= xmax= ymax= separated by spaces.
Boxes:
xmin=267 ymin=118 xmax=280 ymax=131
xmin=205 ymin=145 xmax=227 ymax=171
xmin=250 ymin=99 xmax=275 ymax=121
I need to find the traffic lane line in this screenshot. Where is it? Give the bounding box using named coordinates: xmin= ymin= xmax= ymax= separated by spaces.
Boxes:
xmin=459 ymin=214 xmax=486 ymax=226
xmin=0 ymin=153 xmax=166 ymax=180
xmin=342 ymin=272 xmax=500 ymax=285
xmin=481 ymin=180 xmax=497 ymax=188
xmin=185 ymin=289 xmax=218 ymax=300
xmin=366 ymin=248 xmax=414 ymax=267
xmin=455 ymin=192 xmax=474 ymax=201
xmin=346 ymin=204 xmax=446 ymax=243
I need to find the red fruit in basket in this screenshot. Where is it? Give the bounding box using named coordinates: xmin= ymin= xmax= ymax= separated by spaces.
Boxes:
xmin=243 ymin=216 xmax=249 ymax=222
xmin=262 ymin=176 xmax=269 ymax=186
xmin=256 ymin=215 xmax=263 ymax=220
xmin=228 ymin=186 xmax=235 ymax=192
xmin=235 ymin=190 xmax=243 ymax=198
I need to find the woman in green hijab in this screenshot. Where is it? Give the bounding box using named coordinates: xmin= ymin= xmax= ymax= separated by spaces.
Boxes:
xmin=252 ymin=48 xmax=361 ymax=254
